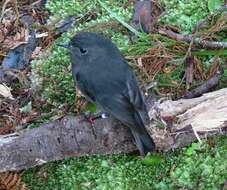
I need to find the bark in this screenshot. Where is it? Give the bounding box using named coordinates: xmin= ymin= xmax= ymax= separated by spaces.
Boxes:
xmin=0 ymin=116 xmax=136 ymax=172
xmin=148 ymin=88 xmax=227 ymax=150
xmin=0 ymin=88 xmax=227 ymax=172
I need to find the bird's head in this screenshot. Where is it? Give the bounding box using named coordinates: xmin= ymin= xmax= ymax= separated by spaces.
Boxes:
xmin=58 ymin=32 xmax=121 ymax=66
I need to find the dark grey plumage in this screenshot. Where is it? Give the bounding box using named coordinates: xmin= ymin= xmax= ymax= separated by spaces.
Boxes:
xmin=68 ymin=32 xmax=155 ymax=155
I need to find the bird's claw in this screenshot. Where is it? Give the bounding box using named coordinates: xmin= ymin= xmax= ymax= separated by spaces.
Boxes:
xmin=85 ymin=112 xmax=96 ymax=127
xmin=80 ymin=112 xmax=108 ymax=139
xmin=82 ymin=112 xmax=109 ymax=126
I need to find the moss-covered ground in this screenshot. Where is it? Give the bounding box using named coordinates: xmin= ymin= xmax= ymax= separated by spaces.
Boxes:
xmin=23 ymin=137 xmax=227 ymax=190
xmin=23 ymin=0 xmax=227 ymax=189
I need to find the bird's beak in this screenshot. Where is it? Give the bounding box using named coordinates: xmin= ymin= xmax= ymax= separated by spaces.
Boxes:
xmin=56 ymin=42 xmax=70 ymax=48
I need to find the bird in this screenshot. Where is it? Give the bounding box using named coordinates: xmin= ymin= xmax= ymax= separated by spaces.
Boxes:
xmin=62 ymin=32 xmax=155 ymax=156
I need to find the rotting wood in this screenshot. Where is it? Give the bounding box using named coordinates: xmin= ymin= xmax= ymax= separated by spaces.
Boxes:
xmin=148 ymin=88 xmax=227 ymax=150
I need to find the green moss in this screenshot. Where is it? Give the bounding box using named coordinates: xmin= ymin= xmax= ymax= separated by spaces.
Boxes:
xmin=23 ymin=154 xmax=174 ymax=190
xmin=46 ymin=0 xmax=133 ymax=48
xmin=173 ymin=137 xmax=227 ymax=190
xmin=23 ymin=136 xmax=227 ymax=190
xmin=31 ymin=46 xmax=75 ymax=106
xmin=160 ymin=0 xmax=209 ymax=33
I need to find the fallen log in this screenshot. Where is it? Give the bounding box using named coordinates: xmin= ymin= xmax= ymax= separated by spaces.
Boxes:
xmin=0 ymin=116 xmax=136 ymax=172
xmin=0 ymin=88 xmax=227 ymax=172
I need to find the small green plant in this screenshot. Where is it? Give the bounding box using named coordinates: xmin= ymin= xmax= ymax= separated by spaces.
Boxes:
xmin=22 ymin=154 xmax=174 ymax=190
xmin=208 ymin=0 xmax=224 ymax=12
xmin=22 ymin=137 xmax=227 ymax=190
xmin=32 ymin=45 xmax=75 ymax=106
xmin=160 ymin=0 xmax=209 ymax=33
xmin=173 ymin=138 xmax=227 ymax=189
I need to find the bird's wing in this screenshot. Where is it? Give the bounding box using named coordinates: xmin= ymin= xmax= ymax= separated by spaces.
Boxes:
xmin=124 ymin=71 xmax=150 ymax=127
xmin=75 ymin=58 xmax=149 ymax=133
xmin=95 ymin=69 xmax=150 ymax=134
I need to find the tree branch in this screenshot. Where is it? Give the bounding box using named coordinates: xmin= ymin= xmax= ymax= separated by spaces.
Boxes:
xmin=0 ymin=88 xmax=227 ymax=172
xmin=158 ymin=29 xmax=227 ymax=48
xmin=0 ymin=116 xmax=136 ymax=172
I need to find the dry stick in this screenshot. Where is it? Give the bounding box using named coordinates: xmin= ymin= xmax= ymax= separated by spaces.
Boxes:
xmin=183 ymin=73 xmax=221 ymax=99
xmin=158 ymin=29 xmax=227 ymax=48
xmin=183 ymin=31 xmax=196 ymax=90
xmin=0 ymin=0 xmax=11 ymax=22
xmin=185 ymin=56 xmax=194 ymax=90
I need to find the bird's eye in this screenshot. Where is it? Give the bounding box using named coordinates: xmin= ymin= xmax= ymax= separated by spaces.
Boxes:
xmin=79 ymin=48 xmax=88 ymax=55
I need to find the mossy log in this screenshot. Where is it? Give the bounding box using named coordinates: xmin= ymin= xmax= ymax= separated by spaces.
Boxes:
xmin=0 ymin=88 xmax=227 ymax=172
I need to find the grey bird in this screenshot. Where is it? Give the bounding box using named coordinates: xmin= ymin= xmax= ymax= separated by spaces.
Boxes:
xmin=62 ymin=32 xmax=155 ymax=156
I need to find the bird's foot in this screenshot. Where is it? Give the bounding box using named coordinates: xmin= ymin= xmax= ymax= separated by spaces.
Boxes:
xmin=81 ymin=112 xmax=109 ymax=126
xmin=80 ymin=112 xmax=109 ymax=139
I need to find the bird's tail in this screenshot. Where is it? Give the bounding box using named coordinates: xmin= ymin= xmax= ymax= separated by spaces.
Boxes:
xmin=130 ymin=127 xmax=155 ymax=156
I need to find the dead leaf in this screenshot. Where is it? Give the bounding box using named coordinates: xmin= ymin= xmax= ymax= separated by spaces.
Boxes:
xmin=0 ymin=172 xmax=28 ymax=190
xmin=0 ymin=120 xmax=14 ymax=135
xmin=0 ymin=29 xmax=4 ymax=42
xmin=0 ymin=83 xmax=14 ymax=100
xmin=131 ymin=1 xmax=152 ymax=33
xmin=185 ymin=56 xmax=194 ymax=90
xmin=206 ymin=59 xmax=220 ymax=79
xmin=163 ymin=65 xmax=176 ymax=73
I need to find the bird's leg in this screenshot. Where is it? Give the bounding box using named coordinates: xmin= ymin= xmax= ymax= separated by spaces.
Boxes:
xmin=91 ymin=112 xmax=109 ymax=120
xmin=80 ymin=111 xmax=109 ymax=139
xmin=82 ymin=111 xmax=109 ymax=125
xmin=81 ymin=112 xmax=97 ymax=139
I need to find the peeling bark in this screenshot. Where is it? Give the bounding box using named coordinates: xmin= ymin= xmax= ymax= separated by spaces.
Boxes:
xmin=148 ymin=88 xmax=227 ymax=150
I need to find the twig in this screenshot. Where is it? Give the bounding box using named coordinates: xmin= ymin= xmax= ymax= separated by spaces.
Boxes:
xmin=0 ymin=0 xmax=11 ymax=22
xmin=183 ymin=73 xmax=221 ymax=99
xmin=97 ymin=0 xmax=142 ymax=37
xmin=158 ymin=29 xmax=227 ymax=48
xmin=192 ymin=127 xmax=202 ymax=143
xmin=185 ymin=56 xmax=194 ymax=90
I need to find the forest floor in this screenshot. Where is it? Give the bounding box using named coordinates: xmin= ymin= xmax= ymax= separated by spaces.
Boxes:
xmin=0 ymin=0 xmax=227 ymax=190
